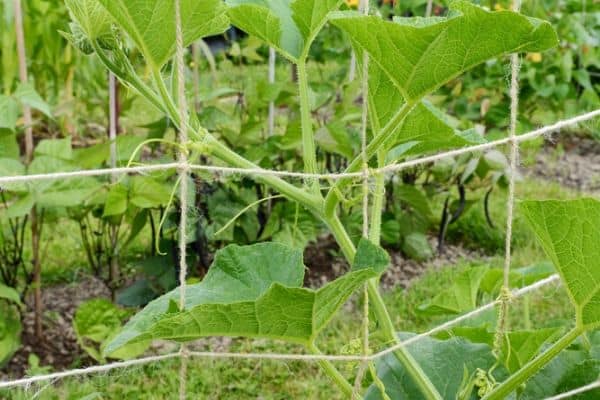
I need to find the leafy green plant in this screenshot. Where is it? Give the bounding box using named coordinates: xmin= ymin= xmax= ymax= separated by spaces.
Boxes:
xmin=73 ymin=298 xmax=146 ymax=363
xmin=61 ymin=0 xmax=579 ymax=398
xmin=0 ymin=283 xmax=22 ymax=367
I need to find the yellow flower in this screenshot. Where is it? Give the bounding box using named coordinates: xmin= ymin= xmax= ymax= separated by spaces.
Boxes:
xmin=526 ymin=52 xmax=543 ymax=63
xmin=345 ymin=0 xmax=359 ymax=7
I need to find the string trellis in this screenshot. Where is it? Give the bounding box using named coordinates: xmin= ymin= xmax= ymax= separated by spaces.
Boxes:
xmin=1 ymin=3 xmax=600 ymax=400
xmin=0 ymin=110 xmax=598 ymax=396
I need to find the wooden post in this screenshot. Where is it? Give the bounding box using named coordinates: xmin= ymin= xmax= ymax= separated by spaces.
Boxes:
xmin=14 ymin=0 xmax=42 ymax=339
xmin=108 ymin=72 xmax=119 ymax=300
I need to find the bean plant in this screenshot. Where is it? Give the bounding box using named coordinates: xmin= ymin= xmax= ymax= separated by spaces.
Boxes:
xmin=64 ymin=0 xmax=600 ymax=399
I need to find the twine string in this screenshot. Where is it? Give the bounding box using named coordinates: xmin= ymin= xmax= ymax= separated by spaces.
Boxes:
xmin=173 ymin=0 xmax=190 ymax=398
xmin=0 ymin=110 xmax=597 ymax=187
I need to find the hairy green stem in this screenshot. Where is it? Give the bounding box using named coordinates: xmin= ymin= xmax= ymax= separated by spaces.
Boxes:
xmin=369 ymin=153 xmax=386 ymax=244
xmin=483 ymin=327 xmax=582 ymax=400
xmin=297 ymin=61 xmax=320 ymax=193
xmin=327 ymin=215 xmax=443 ymax=400
xmin=92 ymin=42 xmax=164 ymax=114
xmin=324 ymin=102 xmax=415 ymax=218
xmin=152 ymin=68 xmax=180 ymax=122
xmin=308 ymin=343 xmax=354 ymax=397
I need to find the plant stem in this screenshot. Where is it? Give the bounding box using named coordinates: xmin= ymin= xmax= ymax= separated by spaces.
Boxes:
xmin=296 ymin=61 xmax=320 ymax=192
xmin=152 ymin=68 xmax=181 ymax=122
xmin=14 ymin=0 xmax=43 ymax=340
xmin=369 ymin=153 xmax=386 ymax=244
xmin=308 ymin=343 xmax=354 ymax=397
xmin=483 ymin=327 xmax=582 ymax=400
xmin=324 ymin=101 xmax=415 ymax=218
xmin=146 ymin=67 xmax=323 ymax=212
xmin=199 ymin=138 xmax=323 ymax=212
xmin=326 ymin=215 xmax=443 ymax=400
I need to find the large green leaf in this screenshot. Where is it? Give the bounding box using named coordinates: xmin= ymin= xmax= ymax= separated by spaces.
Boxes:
xmin=438 ymin=326 xmax=559 ymax=375
xmin=105 ymin=243 xmax=303 ymax=353
xmin=521 ymin=345 xmax=599 ymax=399
xmin=96 ymin=0 xmax=229 ymax=68
xmin=521 ymin=199 xmax=600 ymax=330
xmin=365 ymin=333 xmax=504 ymax=400
xmin=105 ymin=243 xmax=380 ymax=354
xmin=331 ymin=1 xmax=557 ymax=102
xmin=226 ymin=0 xmax=344 ymax=62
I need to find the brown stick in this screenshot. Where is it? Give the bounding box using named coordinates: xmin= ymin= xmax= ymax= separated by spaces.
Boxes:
xmin=14 ymin=0 xmax=43 ymax=339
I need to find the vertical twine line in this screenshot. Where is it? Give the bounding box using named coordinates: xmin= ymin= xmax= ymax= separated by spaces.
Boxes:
xmin=353 ymin=0 xmax=370 ymax=397
xmin=493 ymin=0 xmax=522 ymax=360
xmin=174 ymin=1 xmax=190 ymax=399
xmin=268 ymin=47 xmax=276 ymax=137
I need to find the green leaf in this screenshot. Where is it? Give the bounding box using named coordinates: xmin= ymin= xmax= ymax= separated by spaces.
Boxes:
xmin=0 ymin=158 xmax=26 ymax=192
xmin=365 ymin=333 xmax=504 ymax=400
xmin=226 ymin=0 xmax=344 ymax=62
xmin=14 ymin=83 xmax=52 ymax=118
xmin=418 ymin=266 xmax=488 ymax=315
xmin=521 ymin=199 xmax=600 ymax=330
xmin=74 ymin=299 xmax=146 ymax=362
xmin=105 ymin=243 xmax=304 ymax=354
xmin=4 ymin=195 xmax=34 ymax=219
xmin=401 ymin=232 xmax=434 ymax=261
xmin=73 ymin=142 xmax=110 ymax=169
xmin=65 ymin=0 xmax=114 ymax=43
xmin=520 ymin=346 xmax=596 ymax=399
xmin=126 ymin=268 xmax=375 ymax=347
xmin=0 ymin=95 xmax=19 ymax=131
xmin=387 ymin=102 xmax=484 ymax=161
xmin=331 ymin=1 xmax=558 ymax=102
xmin=97 ymin=0 xmax=229 ymax=68
xmin=437 ymin=326 xmax=562 ymax=378
xmin=0 ymin=133 xmax=19 ymax=159
xmin=479 ymin=262 xmax=555 ymax=295
xmin=34 ymin=137 xmax=73 ymax=160
xmin=353 ymin=238 xmax=390 ymax=274
xmin=0 ymin=284 xmax=21 ymax=306
xmin=501 ymin=329 xmax=559 ymax=374
xmin=0 ymin=303 xmax=21 ymax=367
xmin=105 ymin=243 xmax=379 ymax=354
xmin=103 ymin=183 xmax=128 ymax=217
xmin=129 ymin=176 xmax=172 ymax=209
xmin=37 ymin=177 xmax=101 ymax=209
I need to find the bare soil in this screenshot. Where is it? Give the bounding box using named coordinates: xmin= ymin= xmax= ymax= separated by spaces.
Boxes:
xmin=1 ymin=277 xmax=110 ymax=380
xmin=525 ymin=135 xmax=600 ymax=193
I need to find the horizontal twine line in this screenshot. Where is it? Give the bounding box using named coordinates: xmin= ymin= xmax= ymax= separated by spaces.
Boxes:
xmin=0 ymin=109 xmax=598 ymax=186
xmin=542 ymin=380 xmax=600 ymax=400
xmin=0 ymin=274 xmax=561 ymax=390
